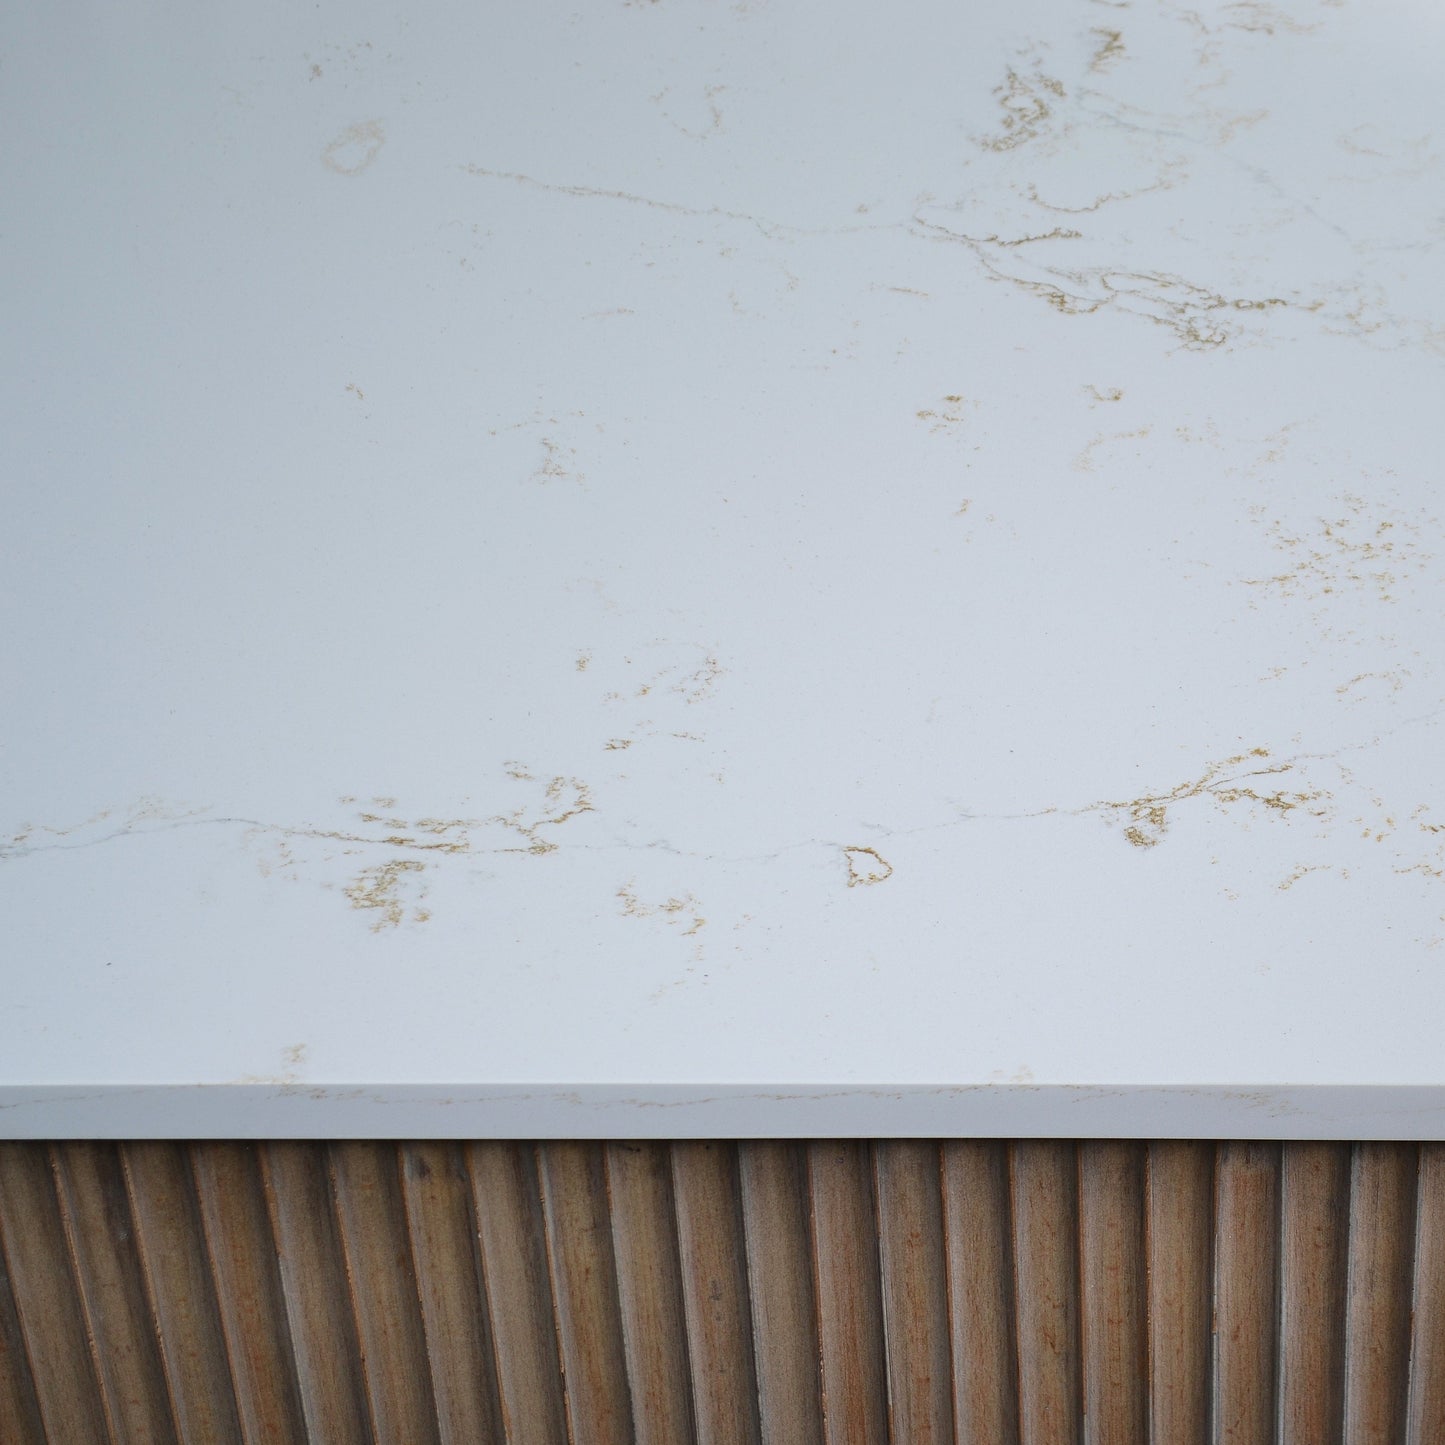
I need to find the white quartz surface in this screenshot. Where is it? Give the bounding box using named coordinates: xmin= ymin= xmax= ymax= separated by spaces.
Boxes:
xmin=4 ymin=0 xmax=1445 ymax=1137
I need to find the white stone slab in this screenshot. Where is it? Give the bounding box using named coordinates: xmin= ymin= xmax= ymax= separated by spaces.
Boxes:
xmin=4 ymin=0 xmax=1444 ymax=1136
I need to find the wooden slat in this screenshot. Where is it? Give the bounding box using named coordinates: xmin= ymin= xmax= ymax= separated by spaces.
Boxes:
xmin=536 ymin=1141 xmax=633 ymax=1445
xmin=1145 ymin=1141 xmax=1212 ymax=1445
xmin=1278 ymin=1143 xmax=1349 ymax=1445
xmin=1079 ymin=1140 xmax=1147 ymax=1445
xmin=51 ymin=1142 xmax=178 ymax=1444
xmin=605 ymin=1142 xmax=695 ymax=1445
xmin=874 ymin=1140 xmax=953 ymax=1445
xmin=0 ymin=1143 xmax=106 ymax=1444
xmin=1214 ymin=1141 xmax=1281 ymax=1445
xmin=466 ymin=1142 xmax=569 ymax=1445
xmin=0 ymin=1206 xmax=45 ymax=1445
xmin=941 ymin=1140 xmax=1019 ymax=1445
xmin=121 ymin=1142 xmax=245 ymax=1444
xmin=738 ymin=1141 xmax=825 ymax=1445
xmin=1409 ymin=1142 xmax=1445 ymax=1445
xmin=1010 ymin=1141 xmax=1081 ymax=1445
xmin=399 ymin=1142 xmax=505 ymax=1445
xmin=261 ymin=1141 xmax=374 ymax=1445
xmin=330 ymin=1142 xmax=441 ymax=1445
xmin=1344 ymin=1142 xmax=1418 ymax=1445
xmin=807 ymin=1140 xmax=889 ymax=1445
xmin=671 ymin=1140 xmax=761 ymax=1445
xmin=190 ymin=1143 xmax=308 ymax=1445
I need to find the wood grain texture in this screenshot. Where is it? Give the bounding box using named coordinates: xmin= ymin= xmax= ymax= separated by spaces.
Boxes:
xmin=0 ymin=1208 xmax=46 ymax=1445
xmin=1 ymin=1138 xmax=1442 ymax=1444
xmin=1409 ymin=1142 xmax=1445 ymax=1445
xmin=536 ymin=1141 xmax=633 ymax=1445
xmin=738 ymin=1141 xmax=825 ymax=1445
xmin=1343 ymin=1142 xmax=1418 ymax=1445
xmin=0 ymin=1143 xmax=109 ymax=1444
xmin=672 ymin=1141 xmax=761 ymax=1445
xmin=50 ymin=1143 xmax=177 ymax=1445
xmin=1010 ymin=1141 xmax=1082 ymax=1445
xmin=808 ymin=1140 xmax=889 ymax=1445
xmin=329 ymin=1142 xmax=441 ymax=1445
xmin=120 ymin=1143 xmax=244 ymax=1445
xmin=1214 ymin=1141 xmax=1281 ymax=1445
xmin=1145 ymin=1141 xmax=1212 ymax=1445
xmin=941 ymin=1140 xmax=1019 ymax=1445
xmin=261 ymin=1141 xmax=374 ymax=1445
xmin=874 ymin=1141 xmax=953 ymax=1445
xmin=189 ymin=1142 xmax=308 ymax=1445
xmin=399 ymin=1142 xmax=504 ymax=1445
xmin=466 ymin=1141 xmax=569 ymax=1445
xmin=1277 ymin=1143 xmax=1349 ymax=1445
xmin=1078 ymin=1140 xmax=1147 ymax=1445
xmin=604 ymin=1143 xmax=695 ymax=1445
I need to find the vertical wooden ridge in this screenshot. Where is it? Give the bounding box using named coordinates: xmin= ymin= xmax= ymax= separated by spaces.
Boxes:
xmin=261 ymin=1141 xmax=375 ymax=1444
xmin=536 ymin=1141 xmax=633 ymax=1445
xmin=0 ymin=1143 xmax=110 ymax=1444
xmin=874 ymin=1140 xmax=954 ymax=1444
xmin=1079 ymin=1140 xmax=1148 ymax=1445
xmin=1343 ymin=1142 xmax=1418 ymax=1445
xmin=1146 ymin=1141 xmax=1213 ymax=1445
xmin=604 ymin=1142 xmax=695 ymax=1445
xmin=190 ymin=1142 xmax=308 ymax=1445
xmin=941 ymin=1139 xmax=1019 ymax=1445
xmin=329 ymin=1142 xmax=442 ymax=1445
xmin=807 ymin=1140 xmax=889 ymax=1445
xmin=50 ymin=1142 xmax=178 ymax=1444
xmin=1214 ymin=1141 xmax=1282 ymax=1445
xmin=0 ymin=1194 xmax=46 ymax=1445
xmin=738 ymin=1141 xmax=825 ymax=1445
xmin=1010 ymin=1141 xmax=1081 ymax=1445
xmin=120 ymin=1142 xmax=245 ymax=1444
xmin=466 ymin=1142 xmax=569 ymax=1445
xmin=1277 ymin=1142 xmax=1350 ymax=1445
xmin=671 ymin=1141 xmax=761 ymax=1445
xmin=399 ymin=1141 xmax=505 ymax=1445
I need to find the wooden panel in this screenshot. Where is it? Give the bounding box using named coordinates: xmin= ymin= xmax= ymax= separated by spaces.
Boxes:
xmin=466 ymin=1141 xmax=568 ymax=1445
xmin=874 ymin=1141 xmax=953 ymax=1445
xmin=50 ymin=1143 xmax=177 ymax=1444
xmin=1410 ymin=1142 xmax=1445 ymax=1445
xmin=671 ymin=1141 xmax=760 ymax=1445
xmin=1214 ymin=1141 xmax=1281 ymax=1445
xmin=3 ymin=1137 xmax=1445 ymax=1443
xmin=120 ymin=1143 xmax=244 ymax=1444
xmin=0 ymin=1143 xmax=109 ymax=1444
xmin=261 ymin=1141 xmax=374 ymax=1444
xmin=807 ymin=1140 xmax=889 ymax=1445
xmin=604 ymin=1143 xmax=694 ymax=1445
xmin=190 ymin=1143 xmax=308 ymax=1445
xmin=1145 ymin=1141 xmax=1212 ymax=1445
xmin=941 ymin=1140 xmax=1019 ymax=1445
xmin=399 ymin=1142 xmax=504 ymax=1445
xmin=1344 ymin=1142 xmax=1418 ymax=1445
xmin=1010 ymin=1141 xmax=1081 ymax=1445
xmin=329 ymin=1142 xmax=440 ymax=1444
xmin=536 ymin=1141 xmax=633 ymax=1445
xmin=1078 ymin=1140 xmax=1147 ymax=1445
xmin=738 ymin=1141 xmax=824 ymax=1445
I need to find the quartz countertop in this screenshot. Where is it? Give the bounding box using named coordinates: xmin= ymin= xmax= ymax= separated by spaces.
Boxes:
xmin=4 ymin=0 xmax=1444 ymax=1137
